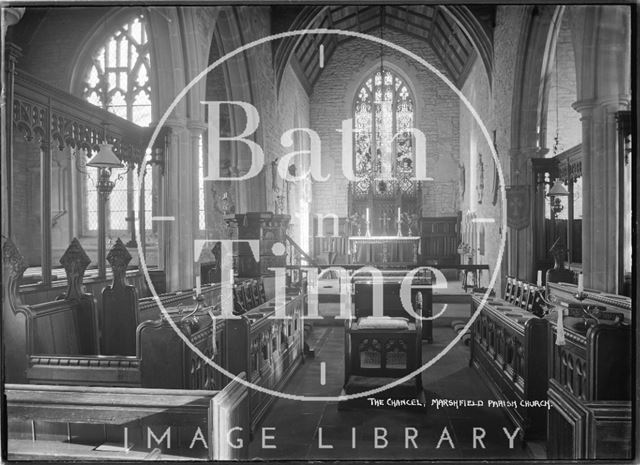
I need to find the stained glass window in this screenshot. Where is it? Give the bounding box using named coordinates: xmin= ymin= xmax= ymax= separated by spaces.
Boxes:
xmin=353 ymin=68 xmax=415 ymax=184
xmin=82 ymin=13 xmax=153 ymax=233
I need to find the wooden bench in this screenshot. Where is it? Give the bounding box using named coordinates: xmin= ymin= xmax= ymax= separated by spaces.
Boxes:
xmin=3 ymin=238 xmax=99 ymax=383
xmin=225 ymin=291 xmax=305 ymax=431
xmin=6 ymin=372 xmax=249 ymax=461
xmin=470 ymin=290 xmax=549 ymax=440
xmin=26 ymin=306 xmax=226 ymax=390
xmin=545 ymin=282 xmax=632 ymax=460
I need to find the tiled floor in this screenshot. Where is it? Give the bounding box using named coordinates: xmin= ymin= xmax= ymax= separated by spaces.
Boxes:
xmin=248 ymin=325 xmax=545 ymax=461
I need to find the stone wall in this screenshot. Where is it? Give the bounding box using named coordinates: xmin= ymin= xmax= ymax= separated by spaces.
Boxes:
xmin=309 ymin=29 xmax=460 ymax=218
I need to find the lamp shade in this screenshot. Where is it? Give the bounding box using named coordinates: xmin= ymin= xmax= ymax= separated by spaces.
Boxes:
xmin=548 ymin=180 xmax=569 ymax=197
xmin=87 ymin=143 xmax=123 ymax=169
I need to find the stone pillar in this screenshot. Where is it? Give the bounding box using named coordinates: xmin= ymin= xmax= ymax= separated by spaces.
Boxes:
xmin=574 ymin=98 xmax=628 ymax=292
xmin=188 ymin=119 xmax=206 ymax=244
xmin=164 ymin=120 xmax=196 ymax=290
xmin=572 ymin=5 xmax=630 ymax=293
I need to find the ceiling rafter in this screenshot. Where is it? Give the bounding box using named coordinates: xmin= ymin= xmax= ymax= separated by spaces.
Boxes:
xmin=274 ymin=5 xmax=491 ymax=95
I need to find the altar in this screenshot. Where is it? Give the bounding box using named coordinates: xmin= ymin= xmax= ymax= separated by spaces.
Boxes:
xmin=348 ymin=236 xmax=420 ymax=266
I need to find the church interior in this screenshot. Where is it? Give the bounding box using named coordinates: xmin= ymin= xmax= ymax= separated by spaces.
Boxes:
xmin=1 ymin=3 xmax=636 ymax=462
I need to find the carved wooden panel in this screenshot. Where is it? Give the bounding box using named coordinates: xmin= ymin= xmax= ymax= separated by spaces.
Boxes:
xmin=102 ymin=239 xmax=138 ymax=355
xmin=3 ymin=238 xmax=30 ymax=382
xmin=548 ymin=322 xmax=631 ymax=402
xmin=224 ymin=293 xmax=305 ymax=431
xmin=547 ymin=378 xmax=632 ymax=460
xmin=137 ymin=309 xmax=224 ymax=390
xmin=227 ymin=212 xmax=290 ymax=278
xmin=470 ymin=297 xmax=549 ymax=440
xmin=419 ymin=216 xmax=460 ymax=265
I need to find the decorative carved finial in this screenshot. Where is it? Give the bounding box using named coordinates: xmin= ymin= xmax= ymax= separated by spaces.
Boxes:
xmin=107 ymin=238 xmax=132 ymax=288
xmin=60 ymin=238 xmax=91 ymax=299
xmin=2 ymin=237 xmax=28 ymax=279
xmin=2 ymin=238 xmax=27 ymax=314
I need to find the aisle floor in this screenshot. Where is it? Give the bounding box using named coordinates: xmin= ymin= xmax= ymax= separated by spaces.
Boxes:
xmin=248 ymin=325 xmax=545 ymax=461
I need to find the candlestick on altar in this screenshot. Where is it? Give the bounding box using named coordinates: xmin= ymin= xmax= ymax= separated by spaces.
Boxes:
xmin=397 ymin=207 xmax=403 ymax=237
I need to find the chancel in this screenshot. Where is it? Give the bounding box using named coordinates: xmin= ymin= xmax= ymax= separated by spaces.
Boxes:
xmin=1 ymin=3 xmax=636 ymax=463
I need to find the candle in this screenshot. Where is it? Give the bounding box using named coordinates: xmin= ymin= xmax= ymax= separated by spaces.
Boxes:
xmin=536 ymin=270 xmax=542 ymax=287
xmin=555 ymin=307 xmax=566 ymax=346
xmin=397 ymin=207 xmax=401 ymax=223
xmin=366 ymin=208 xmax=370 ymax=224
xmin=195 ymin=275 xmax=201 ymax=295
xmin=577 ymin=273 xmax=584 ymax=294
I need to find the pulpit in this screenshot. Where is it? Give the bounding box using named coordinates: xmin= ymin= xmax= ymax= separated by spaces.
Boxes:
xmin=224 ymin=212 xmax=290 ymax=277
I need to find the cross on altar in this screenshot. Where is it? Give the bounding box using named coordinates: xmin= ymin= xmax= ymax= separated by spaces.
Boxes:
xmin=379 ymin=211 xmax=390 ymax=235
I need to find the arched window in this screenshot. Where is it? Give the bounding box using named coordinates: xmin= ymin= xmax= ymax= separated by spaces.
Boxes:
xmin=83 ymin=14 xmax=152 ymax=126
xmin=349 ymin=67 xmax=420 ymax=237
xmin=354 ymin=67 xmax=415 ymax=185
xmin=80 ymin=12 xmax=154 ymax=239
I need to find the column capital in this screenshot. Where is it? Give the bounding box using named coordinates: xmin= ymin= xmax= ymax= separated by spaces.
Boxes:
xmin=3 ymin=8 xmax=25 ymax=28
xmin=572 ymin=96 xmax=631 ymax=114
xmin=187 ymin=119 xmax=207 ymax=134
xmin=163 ymin=118 xmax=188 ymax=132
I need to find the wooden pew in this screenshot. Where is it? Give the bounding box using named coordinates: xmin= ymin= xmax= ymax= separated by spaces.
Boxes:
xmin=3 ymin=238 xmax=31 ymax=383
xmin=26 ymin=272 xmax=273 ymax=391
xmin=101 ymin=238 xmax=139 ymax=355
xmin=6 ymin=372 xmax=249 ymax=461
xmin=3 ymin=239 xmax=99 ymax=382
xmin=225 ymin=290 xmax=305 ymax=431
xmin=26 ymin=306 xmax=226 ymax=391
xmin=470 ymin=290 xmax=549 ymax=440
xmin=545 ymin=282 xmax=632 ymax=460
xmin=100 ymin=234 xmax=269 ymax=352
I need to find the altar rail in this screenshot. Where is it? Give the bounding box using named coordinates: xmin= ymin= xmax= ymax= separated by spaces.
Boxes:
xmin=6 ymin=373 xmax=249 ymax=461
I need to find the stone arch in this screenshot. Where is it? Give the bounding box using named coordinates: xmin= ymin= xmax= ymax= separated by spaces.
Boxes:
xmin=205 ymin=7 xmax=265 ymax=214
xmin=507 ymin=5 xmax=565 ymax=281
xmin=509 ymin=4 xmax=631 ymax=290
xmin=68 ymin=7 xmax=153 ymax=102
